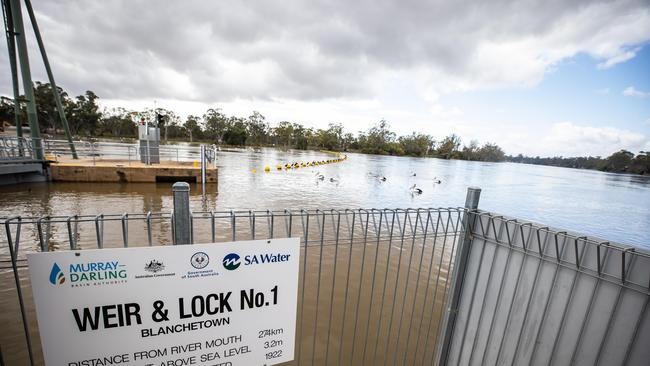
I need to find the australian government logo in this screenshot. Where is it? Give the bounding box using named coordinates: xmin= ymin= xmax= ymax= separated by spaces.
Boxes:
xmin=182 ymin=252 xmax=218 ymax=279
xmin=134 ymin=259 xmax=176 ymax=280
xmin=50 ymin=260 xmax=128 ymax=288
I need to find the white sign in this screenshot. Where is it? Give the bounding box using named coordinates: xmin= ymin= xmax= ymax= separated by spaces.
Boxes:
xmin=27 ymin=238 xmax=300 ymax=366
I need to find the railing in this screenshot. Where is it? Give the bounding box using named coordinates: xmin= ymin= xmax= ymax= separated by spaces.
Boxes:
xmin=1 ymin=187 xmax=466 ymax=365
xmin=0 ymin=136 xmax=40 ymax=160
xmin=438 ymin=207 xmax=650 ymax=366
xmin=2 ymin=186 xmax=649 ymax=365
xmin=1 ymin=136 xmax=218 ymax=169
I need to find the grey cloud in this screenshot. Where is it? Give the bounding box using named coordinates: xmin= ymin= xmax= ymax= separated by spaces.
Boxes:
xmin=1 ymin=0 xmax=649 ymax=103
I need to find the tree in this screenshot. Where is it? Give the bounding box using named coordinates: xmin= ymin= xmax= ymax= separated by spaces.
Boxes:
xmin=314 ymin=123 xmax=343 ymax=150
xmin=601 ymin=150 xmax=634 ymax=172
xmin=398 ymin=132 xmax=435 ymax=157
xmin=436 ymin=134 xmax=461 ymax=159
xmin=629 ymin=151 xmax=650 ymax=174
xmin=99 ymin=107 xmax=137 ymax=137
xmin=342 ymin=132 xmax=356 ymax=151
xmin=476 ymin=143 xmax=505 ymax=162
xmin=273 ymin=121 xmax=294 ymax=148
xmin=0 ymin=96 xmax=19 ymax=125
xmin=246 ymin=111 xmax=268 ymax=146
xmin=33 ymin=82 xmax=73 ymax=134
xmin=68 ymin=91 xmax=102 ymax=136
xmin=360 ymin=119 xmax=395 ymax=154
xmin=223 ymin=117 xmax=248 ymax=146
xmin=292 ymin=124 xmax=311 ymax=150
xmin=184 ymin=115 xmax=203 ymax=142
xmin=203 ymin=108 xmax=228 ymax=143
xmin=461 ymin=140 xmax=479 ymax=161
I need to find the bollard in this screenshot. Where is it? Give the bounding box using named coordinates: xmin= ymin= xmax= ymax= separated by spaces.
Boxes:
xmin=200 ymin=145 xmax=206 ymax=193
xmin=436 ymin=186 xmax=481 ymax=365
xmin=172 ymin=182 xmax=192 ymax=245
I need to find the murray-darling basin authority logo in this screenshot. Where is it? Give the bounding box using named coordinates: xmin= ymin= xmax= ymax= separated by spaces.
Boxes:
xmin=49 ymin=263 xmax=65 ymax=285
xmin=48 ymin=260 xmax=127 ymax=287
xmin=222 ymin=253 xmax=241 ymax=270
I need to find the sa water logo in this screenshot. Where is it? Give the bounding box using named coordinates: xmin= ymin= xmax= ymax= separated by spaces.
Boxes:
xmin=223 ymin=253 xmax=241 ymax=270
xmin=49 ymin=263 xmax=65 ymax=285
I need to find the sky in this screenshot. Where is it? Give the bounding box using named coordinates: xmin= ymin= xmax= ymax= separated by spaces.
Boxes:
xmin=1 ymin=0 xmax=649 ymax=157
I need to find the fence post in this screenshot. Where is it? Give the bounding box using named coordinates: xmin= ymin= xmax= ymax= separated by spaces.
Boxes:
xmin=435 ymin=186 xmax=481 ymax=365
xmin=172 ymin=182 xmax=191 ymax=244
xmin=200 ymin=145 xmax=206 ymax=194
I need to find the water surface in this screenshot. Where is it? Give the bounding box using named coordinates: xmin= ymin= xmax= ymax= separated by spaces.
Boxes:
xmin=1 ymin=148 xmax=649 ymax=248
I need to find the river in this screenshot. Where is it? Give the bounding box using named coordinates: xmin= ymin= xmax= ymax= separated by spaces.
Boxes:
xmin=1 ymin=147 xmax=649 ymax=249
xmin=1 ymin=147 xmax=650 ymax=365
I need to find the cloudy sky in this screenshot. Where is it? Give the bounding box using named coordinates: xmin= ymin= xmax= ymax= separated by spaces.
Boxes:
xmin=2 ymin=0 xmax=649 ymax=157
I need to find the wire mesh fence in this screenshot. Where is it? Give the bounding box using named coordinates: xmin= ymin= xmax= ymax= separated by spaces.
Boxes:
xmin=442 ymin=212 xmax=650 ymax=366
xmin=2 ymin=186 xmax=649 ymax=365
xmin=1 ymin=208 xmax=467 ymax=365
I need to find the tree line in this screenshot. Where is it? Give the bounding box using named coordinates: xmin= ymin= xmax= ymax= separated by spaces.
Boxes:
xmin=507 ymin=151 xmax=650 ymax=175
xmin=0 ymin=82 xmax=507 ymax=161
xmin=1 ymin=82 xmax=648 ymax=174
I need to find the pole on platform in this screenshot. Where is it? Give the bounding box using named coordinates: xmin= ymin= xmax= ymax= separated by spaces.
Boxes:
xmin=200 ymin=145 xmax=206 ymax=194
xmin=172 ymin=182 xmax=191 ymax=245
xmin=23 ymin=0 xmax=77 ymax=159
xmin=9 ymin=0 xmax=42 ymax=160
xmin=1 ymin=0 xmax=24 ymax=155
xmin=435 ymin=186 xmax=481 ymax=365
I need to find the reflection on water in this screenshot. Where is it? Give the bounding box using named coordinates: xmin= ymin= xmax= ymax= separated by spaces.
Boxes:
xmin=2 ymin=148 xmax=649 ymax=248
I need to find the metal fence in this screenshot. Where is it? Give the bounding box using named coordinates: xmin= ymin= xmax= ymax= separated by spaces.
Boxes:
xmin=0 ymin=136 xmax=217 ymax=165
xmin=0 ymin=136 xmax=39 ymax=160
xmin=438 ymin=203 xmax=650 ymax=366
xmin=0 ymin=186 xmax=467 ymax=365
xmin=1 ymin=186 xmax=649 ymax=365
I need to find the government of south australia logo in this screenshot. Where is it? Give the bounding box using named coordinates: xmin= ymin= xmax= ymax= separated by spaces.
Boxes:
xmin=190 ymin=252 xmax=209 ymax=269
xmin=223 ymin=253 xmax=241 ymax=270
xmin=49 ymin=263 xmax=65 ymax=285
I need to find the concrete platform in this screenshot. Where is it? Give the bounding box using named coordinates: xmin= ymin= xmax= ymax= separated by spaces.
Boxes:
xmin=50 ymin=158 xmax=217 ymax=183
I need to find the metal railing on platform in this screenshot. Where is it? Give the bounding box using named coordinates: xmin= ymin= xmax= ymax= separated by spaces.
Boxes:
xmin=0 ymin=136 xmax=40 ymax=161
xmin=0 ymin=136 xmax=217 ymax=165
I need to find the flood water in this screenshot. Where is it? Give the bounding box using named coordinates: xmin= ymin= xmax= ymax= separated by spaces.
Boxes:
xmin=1 ymin=147 xmax=650 ymax=365
xmin=2 ymin=147 xmax=649 ymax=248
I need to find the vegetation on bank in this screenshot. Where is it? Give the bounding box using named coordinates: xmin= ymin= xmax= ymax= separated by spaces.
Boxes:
xmin=506 ymin=151 xmax=650 ymax=175
xmin=1 ymin=82 xmax=648 ymax=174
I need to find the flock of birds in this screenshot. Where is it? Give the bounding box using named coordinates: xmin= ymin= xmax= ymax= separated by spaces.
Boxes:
xmin=313 ymin=170 xmax=442 ymax=195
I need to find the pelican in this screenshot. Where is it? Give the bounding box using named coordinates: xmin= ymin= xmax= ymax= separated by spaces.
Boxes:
xmin=410 ymin=184 xmax=423 ymax=194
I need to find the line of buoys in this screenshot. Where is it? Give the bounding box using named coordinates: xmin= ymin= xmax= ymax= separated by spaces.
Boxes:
xmin=253 ymin=151 xmax=348 ymax=173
